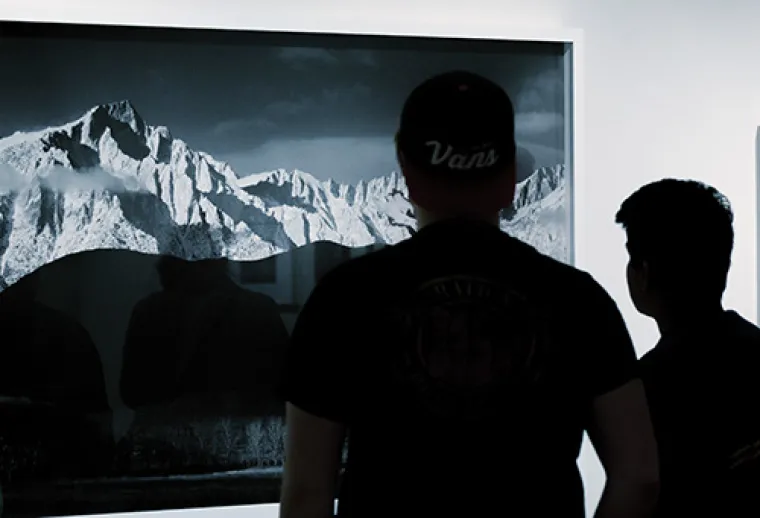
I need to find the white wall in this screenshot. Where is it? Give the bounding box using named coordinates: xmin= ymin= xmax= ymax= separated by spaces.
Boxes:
xmin=3 ymin=0 xmax=760 ymax=516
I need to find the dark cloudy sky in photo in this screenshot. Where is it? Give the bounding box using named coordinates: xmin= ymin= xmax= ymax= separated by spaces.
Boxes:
xmin=0 ymin=24 xmax=566 ymax=183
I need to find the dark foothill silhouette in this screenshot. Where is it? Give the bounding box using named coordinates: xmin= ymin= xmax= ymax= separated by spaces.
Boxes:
xmin=119 ymin=254 xmax=290 ymax=475
xmin=0 ymin=270 xmax=113 ymax=486
xmin=617 ymin=179 xmax=760 ymax=517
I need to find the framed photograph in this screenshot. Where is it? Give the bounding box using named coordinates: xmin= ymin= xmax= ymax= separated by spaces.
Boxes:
xmin=0 ymin=19 xmax=581 ymax=516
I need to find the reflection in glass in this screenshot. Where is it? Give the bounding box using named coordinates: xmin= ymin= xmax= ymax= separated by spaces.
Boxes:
xmin=0 ymin=20 xmax=571 ymax=516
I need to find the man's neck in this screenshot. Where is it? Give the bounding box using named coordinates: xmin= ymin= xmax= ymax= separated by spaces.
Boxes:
xmin=655 ymin=301 xmax=725 ymax=336
xmin=415 ymin=207 xmax=501 ymax=231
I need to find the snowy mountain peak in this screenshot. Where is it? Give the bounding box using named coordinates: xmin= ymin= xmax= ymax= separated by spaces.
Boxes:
xmin=239 ymin=169 xmax=311 ymax=188
xmin=513 ymin=164 xmax=565 ymax=210
xmin=86 ymin=100 xmax=146 ymax=138
xmin=0 ymin=101 xmax=569 ymax=289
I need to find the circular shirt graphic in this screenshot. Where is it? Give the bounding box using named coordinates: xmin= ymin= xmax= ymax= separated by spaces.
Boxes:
xmin=394 ymin=275 xmax=546 ymax=419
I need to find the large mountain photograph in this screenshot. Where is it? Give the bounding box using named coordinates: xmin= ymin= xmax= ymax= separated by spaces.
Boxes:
xmin=0 ymin=99 xmax=567 ymax=290
xmin=0 ymin=21 xmax=571 ymax=517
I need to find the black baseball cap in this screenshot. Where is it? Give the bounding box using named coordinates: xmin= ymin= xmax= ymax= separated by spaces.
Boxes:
xmin=396 ymin=70 xmax=516 ymax=181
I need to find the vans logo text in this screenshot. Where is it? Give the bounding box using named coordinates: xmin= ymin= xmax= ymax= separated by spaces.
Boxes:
xmin=426 ymin=140 xmax=499 ymax=170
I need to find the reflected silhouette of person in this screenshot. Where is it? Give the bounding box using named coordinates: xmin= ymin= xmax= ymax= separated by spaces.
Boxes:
xmin=617 ymin=179 xmax=760 ymax=517
xmin=0 ymin=270 xmax=113 ymax=483
xmin=120 ymin=255 xmax=289 ymax=418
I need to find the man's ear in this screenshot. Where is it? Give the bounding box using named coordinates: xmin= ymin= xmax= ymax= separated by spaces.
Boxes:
xmin=494 ymin=160 xmax=517 ymax=209
xmin=630 ymin=259 xmax=652 ymax=293
xmin=396 ymin=148 xmax=406 ymax=169
xmin=396 ymin=148 xmax=428 ymax=208
xmin=639 ymin=260 xmax=652 ymax=292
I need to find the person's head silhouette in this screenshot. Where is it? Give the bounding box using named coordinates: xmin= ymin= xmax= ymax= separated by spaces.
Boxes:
xmin=155 ymin=255 xmax=230 ymax=292
xmin=616 ymin=179 xmax=734 ymax=324
xmin=395 ymin=71 xmax=517 ymax=227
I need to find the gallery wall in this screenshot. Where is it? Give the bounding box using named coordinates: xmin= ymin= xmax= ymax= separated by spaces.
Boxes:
xmin=2 ymin=0 xmax=760 ymax=516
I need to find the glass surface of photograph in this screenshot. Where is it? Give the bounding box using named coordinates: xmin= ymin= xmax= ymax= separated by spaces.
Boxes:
xmin=0 ymin=20 xmax=573 ymax=516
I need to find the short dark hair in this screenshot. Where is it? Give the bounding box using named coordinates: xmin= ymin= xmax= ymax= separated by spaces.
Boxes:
xmin=615 ymin=179 xmax=734 ymax=303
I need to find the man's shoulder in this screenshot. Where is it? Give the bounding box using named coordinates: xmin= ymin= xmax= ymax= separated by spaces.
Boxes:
xmin=726 ymin=311 xmax=760 ymax=342
xmin=637 ymin=347 xmax=661 ymax=379
xmin=486 ymin=232 xmax=595 ymax=286
xmin=719 ymin=312 xmax=760 ymax=371
xmin=694 ymin=311 xmax=760 ymax=360
xmin=318 ymin=233 xmax=604 ymax=301
xmin=515 ymin=242 xmax=606 ymax=298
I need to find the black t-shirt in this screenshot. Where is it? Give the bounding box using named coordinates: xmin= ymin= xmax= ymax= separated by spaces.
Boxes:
xmin=280 ymin=219 xmax=638 ymax=518
xmin=639 ymin=310 xmax=760 ymax=518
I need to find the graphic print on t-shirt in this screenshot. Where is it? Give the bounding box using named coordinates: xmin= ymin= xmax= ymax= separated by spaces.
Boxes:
xmin=393 ymin=275 xmax=547 ymax=420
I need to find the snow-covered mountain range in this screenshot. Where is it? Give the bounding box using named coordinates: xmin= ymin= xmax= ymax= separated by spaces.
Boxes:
xmin=0 ymin=100 xmax=569 ymax=289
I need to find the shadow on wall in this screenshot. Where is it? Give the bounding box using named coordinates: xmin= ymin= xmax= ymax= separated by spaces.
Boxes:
xmin=0 ymin=242 xmax=369 ymax=517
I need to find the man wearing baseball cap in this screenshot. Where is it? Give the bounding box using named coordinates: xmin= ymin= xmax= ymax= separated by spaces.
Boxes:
xmin=279 ymin=71 xmax=659 ymax=518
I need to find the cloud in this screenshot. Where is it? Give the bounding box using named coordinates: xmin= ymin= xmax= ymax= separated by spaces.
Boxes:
xmin=276 ymin=47 xmax=377 ymax=69
xmin=343 ymin=50 xmax=377 ymax=67
xmin=515 ymin=112 xmax=564 ymax=135
xmin=515 ymin=146 xmax=537 ymax=181
xmin=277 ymin=47 xmax=339 ymax=67
xmin=40 ymin=165 xmax=138 ymax=192
xmin=211 ymin=83 xmax=373 ymax=138
xmin=510 ymin=68 xmax=565 ymax=143
xmin=211 ymin=117 xmax=277 ymax=137
xmin=0 ymin=162 xmax=141 ymax=193
xmin=223 ymin=136 xmax=396 ymax=184
xmin=0 ymin=163 xmax=28 ymax=193
xmin=514 ymin=68 xmax=564 ymax=113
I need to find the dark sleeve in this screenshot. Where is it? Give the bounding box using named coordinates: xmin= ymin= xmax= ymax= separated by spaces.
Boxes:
xmin=577 ymin=272 xmax=639 ymax=398
xmin=278 ymin=271 xmax=355 ymax=423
